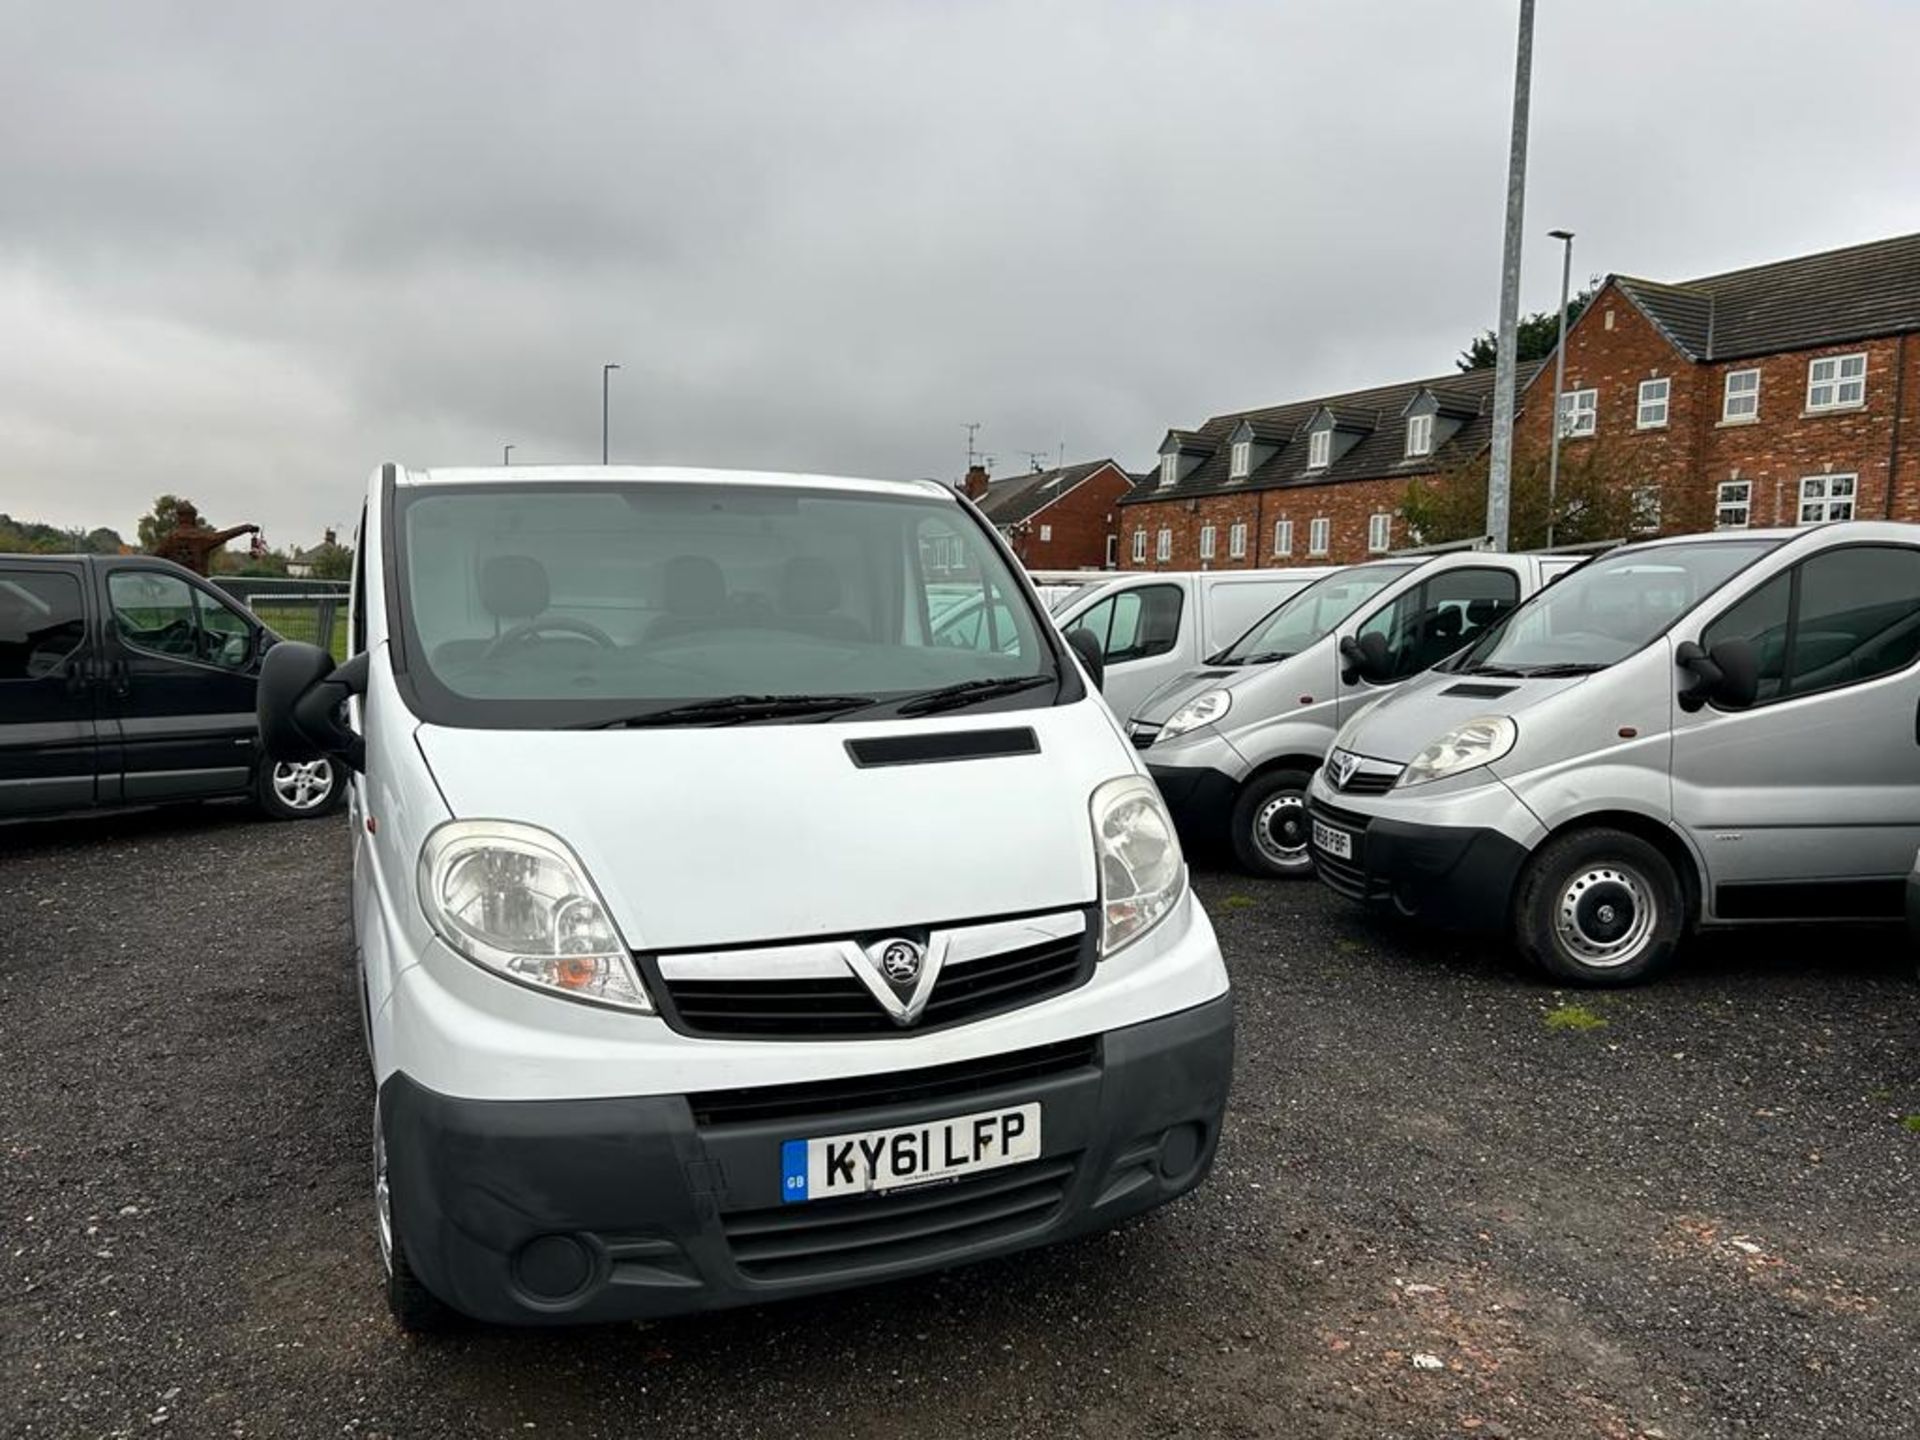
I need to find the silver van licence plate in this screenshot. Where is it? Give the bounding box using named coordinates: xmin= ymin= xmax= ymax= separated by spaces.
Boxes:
xmin=1312 ymin=819 xmax=1353 ymax=860
xmin=780 ymin=1103 xmax=1042 ymax=1203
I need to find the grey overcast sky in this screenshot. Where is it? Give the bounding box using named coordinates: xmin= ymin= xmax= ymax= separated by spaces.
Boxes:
xmin=4 ymin=0 xmax=1919 ymax=549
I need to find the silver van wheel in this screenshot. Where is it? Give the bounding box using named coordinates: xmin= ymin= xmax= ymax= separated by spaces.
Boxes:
xmin=271 ymin=759 xmax=335 ymax=812
xmin=1253 ymin=791 xmax=1309 ymax=868
xmin=1553 ymin=863 xmax=1656 ymax=968
xmin=374 ymin=1102 xmax=394 ymax=1275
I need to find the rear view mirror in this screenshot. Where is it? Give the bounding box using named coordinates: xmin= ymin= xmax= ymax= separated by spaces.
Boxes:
xmin=1066 ymin=628 xmax=1105 ymax=693
xmin=1675 ymin=638 xmax=1759 ymax=713
xmin=259 ymin=642 xmax=369 ymax=771
xmin=1340 ymin=631 xmax=1391 ymax=685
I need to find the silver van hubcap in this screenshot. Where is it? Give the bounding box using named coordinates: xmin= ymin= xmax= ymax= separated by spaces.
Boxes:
xmin=271 ymin=759 xmax=334 ymax=811
xmin=373 ymin=1105 xmax=394 ymax=1275
xmin=1555 ymin=864 xmax=1655 ymax=968
xmin=1253 ymin=790 xmax=1309 ymax=868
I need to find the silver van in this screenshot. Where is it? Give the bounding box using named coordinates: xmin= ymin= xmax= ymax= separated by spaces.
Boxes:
xmin=1134 ymin=551 xmax=1581 ymax=876
xmin=1054 ymin=568 xmax=1333 ymax=723
xmin=1306 ymin=522 xmax=1920 ymax=984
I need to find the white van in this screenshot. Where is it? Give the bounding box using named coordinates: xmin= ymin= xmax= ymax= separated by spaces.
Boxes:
xmin=258 ymin=464 xmax=1231 ymax=1330
xmin=1306 ymin=523 xmax=1920 ymax=984
xmin=1053 ymin=568 xmax=1334 ymax=722
xmin=1133 ymin=551 xmax=1583 ymax=876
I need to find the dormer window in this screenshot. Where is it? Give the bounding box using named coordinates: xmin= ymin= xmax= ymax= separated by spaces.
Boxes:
xmin=1158 ymin=454 xmax=1178 ymax=488
xmin=1405 ymin=413 xmax=1433 ymax=458
xmin=1307 ymin=429 xmax=1331 ymax=469
xmin=1229 ymin=440 xmax=1251 ymax=479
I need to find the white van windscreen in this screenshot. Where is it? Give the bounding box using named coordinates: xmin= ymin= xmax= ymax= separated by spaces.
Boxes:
xmin=1215 ymin=564 xmax=1408 ymax=664
xmin=393 ymin=483 xmax=1057 ymax=726
xmin=1455 ymin=539 xmax=1777 ymax=675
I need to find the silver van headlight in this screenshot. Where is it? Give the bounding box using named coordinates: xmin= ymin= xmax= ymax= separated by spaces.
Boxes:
xmin=1397 ymin=715 xmax=1518 ymax=789
xmin=1090 ymin=776 xmax=1186 ymax=954
xmin=418 ymin=820 xmax=654 ymax=1012
xmin=1158 ymin=688 xmax=1231 ymax=740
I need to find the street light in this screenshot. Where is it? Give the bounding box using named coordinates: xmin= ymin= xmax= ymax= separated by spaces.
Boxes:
xmin=502 ymin=443 xmax=515 ymax=466
xmin=1545 ymin=228 xmax=1575 ymax=549
xmin=602 ymin=363 xmax=621 ymax=464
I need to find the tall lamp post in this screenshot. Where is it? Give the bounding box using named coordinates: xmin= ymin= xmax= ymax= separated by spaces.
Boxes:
xmin=1483 ymin=0 xmax=1537 ymax=552
xmin=502 ymin=443 xmax=515 ymax=466
xmin=1545 ymin=229 xmax=1575 ymax=549
xmin=601 ymin=363 xmax=621 ymax=464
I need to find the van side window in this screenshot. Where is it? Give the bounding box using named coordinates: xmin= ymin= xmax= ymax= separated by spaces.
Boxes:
xmin=1354 ymin=568 xmax=1520 ymax=680
xmin=1700 ymin=572 xmax=1790 ymax=704
xmin=1068 ymin=585 xmax=1182 ymax=664
xmin=350 ymin=505 xmax=368 ymax=657
xmin=108 ymin=571 xmax=254 ymax=671
xmin=0 ymin=570 xmax=86 ymax=681
xmin=1701 ymin=546 xmax=1920 ymax=704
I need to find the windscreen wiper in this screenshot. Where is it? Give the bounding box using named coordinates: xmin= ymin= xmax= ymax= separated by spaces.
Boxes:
xmin=1455 ymin=663 xmax=1530 ymax=677
xmin=893 ymin=674 xmax=1056 ymax=717
xmin=1518 ymin=662 xmax=1610 ymax=677
xmin=586 ymin=694 xmax=878 ymax=728
xmin=1238 ymin=650 xmax=1293 ymax=665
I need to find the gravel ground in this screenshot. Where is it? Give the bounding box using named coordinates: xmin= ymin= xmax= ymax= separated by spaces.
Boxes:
xmin=4 ymin=805 xmax=1917 ymax=1440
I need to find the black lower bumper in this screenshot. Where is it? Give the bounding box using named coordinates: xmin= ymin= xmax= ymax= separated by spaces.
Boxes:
xmin=379 ymin=994 xmax=1234 ymax=1326
xmin=1907 ymin=870 xmax=1920 ymax=946
xmin=1147 ymin=764 xmax=1239 ymax=848
xmin=1308 ymin=797 xmax=1529 ymax=932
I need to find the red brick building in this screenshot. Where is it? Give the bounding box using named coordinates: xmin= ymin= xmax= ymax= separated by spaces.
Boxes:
xmin=1120 ymin=231 xmax=1920 ymax=566
xmin=1118 ymin=365 xmax=1535 ymax=569
xmin=964 ymin=459 xmax=1133 ymax=570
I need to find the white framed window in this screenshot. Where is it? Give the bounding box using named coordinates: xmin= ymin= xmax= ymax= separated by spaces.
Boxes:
xmin=1199 ymin=524 xmax=1217 ymax=560
xmin=1632 ymin=485 xmax=1662 ymax=533
xmin=1228 ymin=521 xmax=1247 ymax=559
xmin=1229 ymin=440 xmax=1251 ymax=479
xmin=1159 ymin=454 xmax=1178 ymax=488
xmin=1405 ymin=413 xmax=1433 ymax=458
xmin=1722 ymin=368 xmax=1760 ymax=422
xmin=1558 ymin=388 xmax=1597 ymax=437
xmin=1131 ymin=528 xmax=1147 ymax=563
xmin=1367 ymin=512 xmax=1392 ymax=553
xmin=1715 ymin=480 xmax=1751 ymax=529
xmin=1308 ymin=517 xmax=1331 ymax=556
xmin=1274 ymin=519 xmax=1293 ymax=556
xmin=1806 ymin=353 xmax=1866 ymax=412
xmin=1636 ymin=377 xmax=1670 ymax=429
xmin=1038 ymin=523 xmax=1051 ymax=542
xmin=1798 ymin=473 xmax=1857 ymax=524
xmin=1155 ymin=527 xmax=1172 ymax=561
xmin=1307 ymin=429 xmax=1331 ymax=468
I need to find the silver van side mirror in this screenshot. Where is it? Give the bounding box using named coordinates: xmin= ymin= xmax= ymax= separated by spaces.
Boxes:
xmin=1675 ymin=638 xmax=1759 ymax=713
xmin=1339 ymin=632 xmax=1391 ymax=685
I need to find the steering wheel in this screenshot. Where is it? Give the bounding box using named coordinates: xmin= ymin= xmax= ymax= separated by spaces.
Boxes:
xmin=482 ymin=616 xmax=618 ymax=661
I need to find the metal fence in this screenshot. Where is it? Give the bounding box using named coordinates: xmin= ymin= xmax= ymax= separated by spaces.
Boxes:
xmin=212 ymin=576 xmax=351 ymax=661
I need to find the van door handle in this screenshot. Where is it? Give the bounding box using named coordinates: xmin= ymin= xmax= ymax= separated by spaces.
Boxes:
xmin=107 ymin=659 xmax=130 ymax=698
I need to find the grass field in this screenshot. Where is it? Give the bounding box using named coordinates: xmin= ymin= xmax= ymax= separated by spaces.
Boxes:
xmin=252 ymin=604 xmax=348 ymax=661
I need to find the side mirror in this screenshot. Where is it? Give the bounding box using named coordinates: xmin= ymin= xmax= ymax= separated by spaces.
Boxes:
xmin=259 ymin=642 xmax=369 ymax=771
xmin=1675 ymin=637 xmax=1759 ymax=713
xmin=1066 ymin=628 xmax=1105 ymax=693
xmin=1340 ymin=631 xmax=1391 ymax=685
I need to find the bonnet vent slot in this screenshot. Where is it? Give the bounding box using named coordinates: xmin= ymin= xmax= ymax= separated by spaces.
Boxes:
xmin=1439 ymin=683 xmax=1518 ymax=699
xmin=846 ymin=728 xmax=1040 ymax=768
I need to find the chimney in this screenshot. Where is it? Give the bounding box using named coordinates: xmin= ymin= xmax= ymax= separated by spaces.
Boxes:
xmin=322 ymin=526 xmax=337 ymax=546
xmin=960 ymin=464 xmax=990 ymax=500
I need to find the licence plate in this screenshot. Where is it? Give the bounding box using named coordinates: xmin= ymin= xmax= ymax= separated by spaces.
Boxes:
xmin=780 ymin=1102 xmax=1042 ymax=1204
xmin=1312 ymin=819 xmax=1353 ymax=860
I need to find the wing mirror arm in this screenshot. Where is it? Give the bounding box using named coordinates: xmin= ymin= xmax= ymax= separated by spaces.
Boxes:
xmin=1339 ymin=632 xmax=1390 ymax=686
xmin=1676 ymin=638 xmax=1759 ymax=713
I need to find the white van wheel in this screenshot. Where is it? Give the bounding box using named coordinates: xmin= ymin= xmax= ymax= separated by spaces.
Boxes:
xmin=1230 ymin=769 xmax=1315 ymax=879
xmin=1514 ymin=828 xmax=1684 ymax=986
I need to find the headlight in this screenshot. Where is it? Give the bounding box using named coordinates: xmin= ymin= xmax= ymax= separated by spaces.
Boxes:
xmin=418 ymin=820 xmax=653 ymax=1012
xmin=1158 ymin=688 xmax=1232 ymax=740
xmin=1396 ymin=715 xmax=1518 ymax=789
xmin=1090 ymin=776 xmax=1186 ymax=954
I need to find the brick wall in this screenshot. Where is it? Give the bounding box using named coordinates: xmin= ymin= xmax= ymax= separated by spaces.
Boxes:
xmin=1002 ymin=462 xmax=1132 ymax=570
xmin=1118 ymin=474 xmax=1414 ymax=570
xmin=1517 ymin=283 xmax=1920 ymax=533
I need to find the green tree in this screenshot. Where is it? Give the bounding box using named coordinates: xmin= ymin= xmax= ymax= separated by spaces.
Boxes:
xmin=1457 ymin=286 xmax=1597 ymax=371
xmin=310 ymin=542 xmax=354 ymax=581
xmin=1400 ymin=441 xmax=1654 ymax=553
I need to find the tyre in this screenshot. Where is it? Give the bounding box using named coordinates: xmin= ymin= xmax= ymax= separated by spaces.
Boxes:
xmin=1512 ymin=827 xmax=1686 ymax=986
xmin=374 ymin=1100 xmax=455 ymax=1333
xmin=1229 ymin=768 xmax=1316 ymax=879
xmin=255 ymin=756 xmax=344 ymax=820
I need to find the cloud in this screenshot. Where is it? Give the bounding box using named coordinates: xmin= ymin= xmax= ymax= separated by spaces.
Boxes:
xmin=3 ymin=0 xmax=1918 ymax=544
